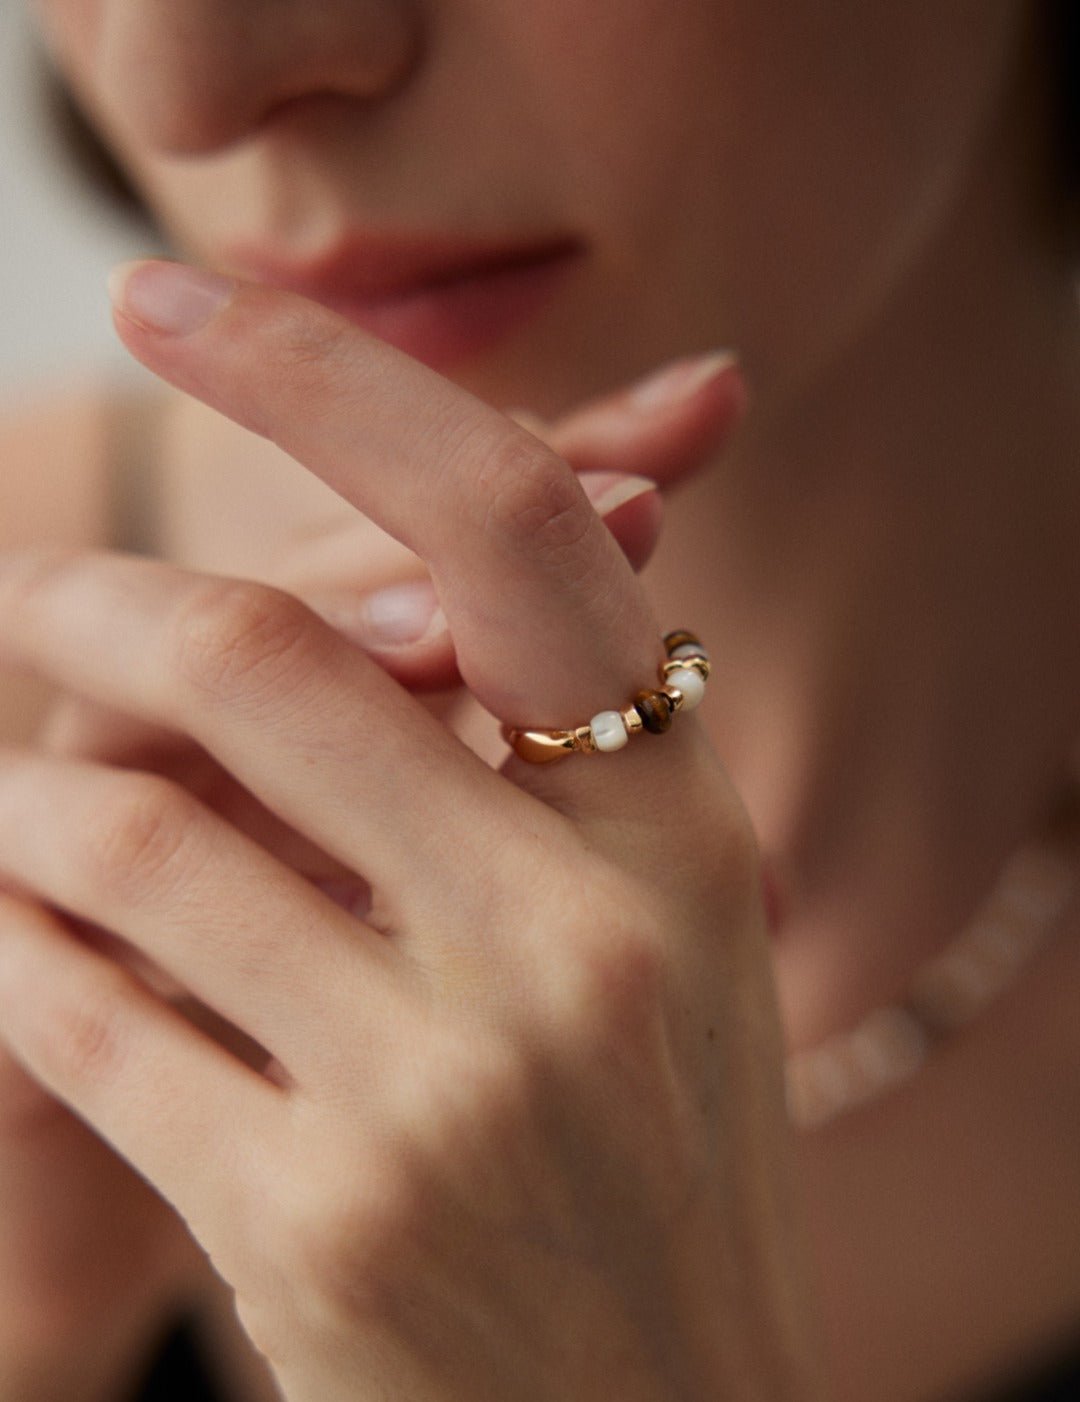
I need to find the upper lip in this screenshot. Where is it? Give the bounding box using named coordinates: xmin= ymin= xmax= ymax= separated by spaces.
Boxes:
xmin=225 ymin=230 xmax=585 ymax=301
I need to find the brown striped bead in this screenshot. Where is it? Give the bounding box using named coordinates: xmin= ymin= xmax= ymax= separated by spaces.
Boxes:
xmin=634 ymin=688 xmax=674 ymax=734
xmin=663 ymin=629 xmax=702 ymax=656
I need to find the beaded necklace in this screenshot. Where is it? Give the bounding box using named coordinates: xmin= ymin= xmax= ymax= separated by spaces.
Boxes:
xmin=784 ymin=771 xmax=1080 ymax=1129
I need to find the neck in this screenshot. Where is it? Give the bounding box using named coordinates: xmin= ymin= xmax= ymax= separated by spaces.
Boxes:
xmin=645 ymin=71 xmax=1080 ymax=1047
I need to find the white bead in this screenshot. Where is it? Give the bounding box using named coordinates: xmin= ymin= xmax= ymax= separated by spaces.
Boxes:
xmin=590 ymin=710 xmax=629 ymax=752
xmin=671 ymin=642 xmax=709 ymax=662
xmin=666 ymin=667 xmax=706 ymax=710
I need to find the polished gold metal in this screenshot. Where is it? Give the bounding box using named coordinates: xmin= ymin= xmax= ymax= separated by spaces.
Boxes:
xmin=661 ymin=655 xmax=710 ymax=682
xmin=504 ymin=728 xmax=580 ymax=763
xmin=504 ymin=629 xmax=709 ymax=764
xmin=621 ymin=706 xmax=645 ymax=734
xmin=573 ymin=724 xmax=598 ymax=753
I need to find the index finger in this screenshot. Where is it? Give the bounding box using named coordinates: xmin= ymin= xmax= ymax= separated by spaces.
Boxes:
xmin=109 ymin=260 xmax=663 ymax=732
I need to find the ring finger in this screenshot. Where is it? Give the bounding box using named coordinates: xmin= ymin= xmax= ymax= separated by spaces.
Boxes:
xmin=0 ymin=549 xmax=540 ymax=925
xmin=0 ymin=745 xmax=403 ymax=1083
xmin=0 ymin=888 xmax=278 ymax=1241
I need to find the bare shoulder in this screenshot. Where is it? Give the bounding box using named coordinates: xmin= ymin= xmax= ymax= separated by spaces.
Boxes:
xmin=0 ymin=377 xmax=131 ymax=550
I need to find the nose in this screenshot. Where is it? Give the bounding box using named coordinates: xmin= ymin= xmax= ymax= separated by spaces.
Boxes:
xmin=97 ymin=0 xmax=423 ymax=154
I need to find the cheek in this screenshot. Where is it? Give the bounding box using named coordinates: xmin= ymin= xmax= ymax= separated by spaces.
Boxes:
xmin=31 ymin=0 xmax=115 ymax=142
xmin=530 ymin=1 xmax=1023 ymax=404
xmin=31 ymin=0 xmax=103 ymax=72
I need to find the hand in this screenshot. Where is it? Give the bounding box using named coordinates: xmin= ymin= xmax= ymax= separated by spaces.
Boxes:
xmin=0 ymin=264 xmax=820 ymax=1402
xmin=0 ymin=340 xmax=744 ymax=1388
xmin=36 ymin=344 xmax=747 ymax=959
xmin=0 ymin=1034 xmax=200 ymax=1402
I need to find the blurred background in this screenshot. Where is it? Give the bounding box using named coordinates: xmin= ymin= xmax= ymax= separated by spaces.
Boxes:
xmin=0 ymin=2 xmax=151 ymax=392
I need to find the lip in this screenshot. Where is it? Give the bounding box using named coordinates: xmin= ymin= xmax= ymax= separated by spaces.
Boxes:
xmin=227 ymin=232 xmax=586 ymax=370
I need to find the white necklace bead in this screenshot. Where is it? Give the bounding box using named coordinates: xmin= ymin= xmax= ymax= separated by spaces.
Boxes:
xmin=785 ymin=798 xmax=1080 ymax=1129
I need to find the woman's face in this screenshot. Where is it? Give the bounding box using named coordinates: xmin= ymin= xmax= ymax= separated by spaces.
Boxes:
xmin=34 ymin=0 xmax=1024 ymax=417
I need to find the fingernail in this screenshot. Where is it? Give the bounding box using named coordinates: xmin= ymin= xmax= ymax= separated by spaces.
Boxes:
xmin=356 ymin=579 xmax=446 ymax=647
xmin=506 ymin=408 xmax=549 ymax=439
xmin=108 ymin=260 xmax=235 ymax=336
xmin=579 ymin=472 xmax=658 ymax=516
xmin=627 ymin=350 xmax=738 ymax=412
xmin=312 ymin=877 xmax=372 ymax=922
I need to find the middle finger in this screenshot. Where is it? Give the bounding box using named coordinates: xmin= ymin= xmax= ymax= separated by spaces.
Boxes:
xmin=0 ymin=549 xmax=535 ymax=915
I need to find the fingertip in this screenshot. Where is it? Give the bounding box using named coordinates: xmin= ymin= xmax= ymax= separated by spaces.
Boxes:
xmin=576 ymin=471 xmax=664 ymax=571
xmin=546 ymin=357 xmax=748 ymax=491
xmin=363 ymin=631 xmax=461 ymax=692
xmin=306 ymin=585 xmax=461 ymax=691
xmin=505 ymin=407 xmax=551 ymax=442
xmin=580 ymin=471 xmax=659 ymax=517
xmin=107 ymin=259 xmax=236 ymax=339
xmin=720 ymin=357 xmax=751 ymax=422
xmin=602 ymin=485 xmax=664 ymax=572
xmin=624 ymin=349 xmax=740 ymax=414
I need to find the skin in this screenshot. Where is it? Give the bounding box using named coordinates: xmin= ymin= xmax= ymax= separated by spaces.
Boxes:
xmin=0 ymin=367 xmax=746 ymax=1402
xmin=32 ymin=1 xmax=1034 ymax=413
xmin=0 ymin=277 xmax=822 ymax=1402
xmin=31 ymin=0 xmax=1080 ymax=1031
xmin=2 ymin=0 xmax=1080 ymax=1399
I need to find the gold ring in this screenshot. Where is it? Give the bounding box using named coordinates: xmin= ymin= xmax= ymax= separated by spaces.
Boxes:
xmin=503 ymin=630 xmax=710 ymax=764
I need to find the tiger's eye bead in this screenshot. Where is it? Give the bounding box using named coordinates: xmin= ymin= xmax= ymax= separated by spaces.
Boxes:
xmin=663 ymin=629 xmax=702 ymax=656
xmin=634 ymin=688 xmax=674 ymax=734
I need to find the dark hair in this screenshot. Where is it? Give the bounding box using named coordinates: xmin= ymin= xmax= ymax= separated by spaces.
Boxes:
xmin=38 ymin=66 xmax=143 ymax=218
xmin=1045 ymin=1 xmax=1079 ymax=218
xmin=37 ymin=3 xmax=1080 ymax=240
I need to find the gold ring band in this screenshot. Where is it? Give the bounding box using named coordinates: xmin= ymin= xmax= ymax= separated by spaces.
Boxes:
xmin=503 ymin=630 xmax=710 ymax=764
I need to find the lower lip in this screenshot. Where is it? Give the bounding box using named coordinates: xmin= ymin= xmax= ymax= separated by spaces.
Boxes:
xmin=302 ymin=249 xmax=582 ymax=371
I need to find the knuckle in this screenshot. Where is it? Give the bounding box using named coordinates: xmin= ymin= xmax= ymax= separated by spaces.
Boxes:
xmin=479 ymin=435 xmax=594 ymax=567
xmin=43 ymin=970 xmax=131 ymax=1089
xmin=551 ymin=921 xmax=710 ymax=1200
xmin=81 ymin=774 xmax=200 ymax=903
xmin=541 ymin=864 xmax=673 ymax=1045
xmin=277 ymin=309 xmax=354 ymax=379
xmin=570 ymin=925 xmax=670 ymax=1042
xmin=264 ymin=314 xmax=362 ymax=423
xmin=168 ymin=578 xmax=319 ymax=708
